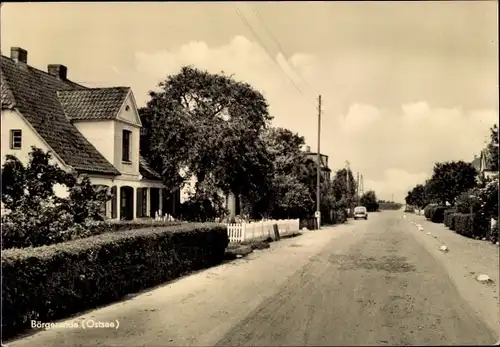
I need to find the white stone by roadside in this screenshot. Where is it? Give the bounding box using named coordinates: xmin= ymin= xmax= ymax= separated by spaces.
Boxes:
xmin=406 ymin=214 xmax=500 ymax=340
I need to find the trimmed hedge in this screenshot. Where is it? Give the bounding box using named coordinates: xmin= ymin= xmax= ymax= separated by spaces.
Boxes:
xmin=424 ymin=205 xmax=435 ymax=219
xmin=430 ymin=206 xmax=448 ymax=223
xmin=443 ymin=209 xmax=456 ymax=227
xmin=105 ymin=220 xmax=185 ymax=233
xmin=1 ymin=223 xmax=228 ymax=340
xmin=449 ymin=214 xmax=457 ymax=231
xmin=454 ymin=213 xmax=474 ymax=237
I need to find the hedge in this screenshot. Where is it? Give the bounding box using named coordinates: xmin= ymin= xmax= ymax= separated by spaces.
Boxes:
xmin=454 ymin=213 xmax=474 ymax=237
xmin=429 ymin=206 xmax=448 ymax=223
xmin=424 ymin=205 xmax=435 ymax=219
xmin=105 ymin=219 xmax=185 ymax=233
xmin=443 ymin=209 xmax=456 ymax=227
xmin=1 ymin=223 xmax=228 ymax=340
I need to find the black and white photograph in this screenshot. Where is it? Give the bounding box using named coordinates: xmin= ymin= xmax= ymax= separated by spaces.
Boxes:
xmin=1 ymin=1 xmax=499 ymax=346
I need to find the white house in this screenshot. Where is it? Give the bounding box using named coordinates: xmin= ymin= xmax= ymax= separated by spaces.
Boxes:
xmin=1 ymin=47 xmax=179 ymax=220
xmin=472 ymin=150 xmax=498 ymax=181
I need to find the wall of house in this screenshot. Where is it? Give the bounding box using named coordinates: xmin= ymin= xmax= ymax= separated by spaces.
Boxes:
xmin=113 ymin=93 xmax=141 ymax=180
xmin=73 ymin=120 xmax=115 ymax=165
xmin=1 ymin=109 xmax=70 ymax=197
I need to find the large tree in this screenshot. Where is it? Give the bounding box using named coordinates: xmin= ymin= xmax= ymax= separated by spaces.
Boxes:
xmin=257 ymin=127 xmax=314 ymax=219
xmin=405 ymin=184 xmax=427 ymax=209
xmin=331 ymin=168 xmax=357 ymax=210
xmin=139 ymin=66 xmax=274 ymax=205
xmin=425 ymin=161 xmax=477 ymax=205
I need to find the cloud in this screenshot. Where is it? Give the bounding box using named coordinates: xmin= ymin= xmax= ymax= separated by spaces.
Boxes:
xmin=133 ymin=36 xmax=498 ymax=202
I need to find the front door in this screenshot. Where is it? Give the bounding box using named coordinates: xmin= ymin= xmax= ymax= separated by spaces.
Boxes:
xmin=120 ymin=186 xmax=134 ymax=220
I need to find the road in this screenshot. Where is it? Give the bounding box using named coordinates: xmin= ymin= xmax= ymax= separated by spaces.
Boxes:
xmin=6 ymin=211 xmax=498 ymax=346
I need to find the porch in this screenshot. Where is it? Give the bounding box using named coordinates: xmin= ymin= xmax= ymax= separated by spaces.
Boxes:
xmin=93 ymin=183 xmax=180 ymax=221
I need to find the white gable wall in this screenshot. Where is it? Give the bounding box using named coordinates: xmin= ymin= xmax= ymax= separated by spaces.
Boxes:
xmin=1 ymin=109 xmax=71 ymax=197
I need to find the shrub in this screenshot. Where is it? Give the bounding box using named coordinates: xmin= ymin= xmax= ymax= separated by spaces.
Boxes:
xmin=1 ymin=223 xmax=228 ymax=340
xmin=449 ymin=214 xmax=457 ymax=231
xmin=378 ymin=202 xmax=403 ymax=210
xmin=454 ymin=213 xmax=474 ymax=237
xmin=1 ymin=148 xmax=110 ymax=250
xmin=105 ymin=219 xmax=185 ymax=232
xmin=424 ymin=204 xmax=435 ymax=219
xmin=443 ymin=209 xmax=456 ymax=227
xmin=430 ymin=206 xmax=448 ymax=223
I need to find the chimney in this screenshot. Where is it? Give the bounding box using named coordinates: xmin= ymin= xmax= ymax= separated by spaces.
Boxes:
xmin=10 ymin=47 xmax=28 ymax=64
xmin=48 ymin=64 xmax=68 ymax=80
xmin=305 ymin=145 xmax=311 ymax=152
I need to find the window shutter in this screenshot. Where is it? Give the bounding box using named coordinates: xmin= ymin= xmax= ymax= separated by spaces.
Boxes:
xmin=111 ymin=186 xmax=117 ymax=218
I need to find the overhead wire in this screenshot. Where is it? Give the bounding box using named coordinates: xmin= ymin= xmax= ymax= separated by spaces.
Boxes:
xmin=250 ymin=5 xmax=314 ymax=95
xmin=234 ymin=6 xmax=316 ymax=108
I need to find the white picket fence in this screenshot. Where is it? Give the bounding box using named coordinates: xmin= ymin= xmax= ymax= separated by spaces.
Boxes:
xmin=227 ymin=219 xmax=300 ymax=243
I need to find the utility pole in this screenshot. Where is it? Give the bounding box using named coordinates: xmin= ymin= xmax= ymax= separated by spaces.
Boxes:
xmin=360 ymin=174 xmax=364 ymax=196
xmin=356 ymin=172 xmax=360 ymax=204
xmin=345 ymin=160 xmax=350 ymax=215
xmin=392 ymin=194 xmax=394 ymax=202
xmin=316 ymin=95 xmax=322 ymax=229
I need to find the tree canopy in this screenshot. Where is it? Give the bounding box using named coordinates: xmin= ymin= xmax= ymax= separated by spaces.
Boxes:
xmin=139 ymin=66 xmax=274 ymax=201
xmin=405 ymin=184 xmax=427 ymax=208
xmin=331 ymin=168 xmax=357 ymax=209
xmin=360 ymin=190 xmax=379 ymax=212
xmin=486 ymin=124 xmax=499 ymax=171
xmin=424 ymin=161 xmax=477 ymax=205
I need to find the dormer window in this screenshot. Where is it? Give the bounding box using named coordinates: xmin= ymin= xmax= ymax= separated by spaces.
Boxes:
xmin=122 ymin=130 xmax=131 ymax=162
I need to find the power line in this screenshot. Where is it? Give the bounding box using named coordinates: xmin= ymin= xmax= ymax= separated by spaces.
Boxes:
xmin=234 ymin=7 xmax=316 ymax=108
xmin=250 ymin=5 xmax=314 ymax=96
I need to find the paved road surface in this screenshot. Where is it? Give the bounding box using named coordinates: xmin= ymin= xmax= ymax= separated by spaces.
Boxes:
xmin=7 ymin=211 xmax=498 ymax=346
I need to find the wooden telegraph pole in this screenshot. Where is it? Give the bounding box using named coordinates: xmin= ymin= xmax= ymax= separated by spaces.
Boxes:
xmin=316 ymin=95 xmax=322 ymax=229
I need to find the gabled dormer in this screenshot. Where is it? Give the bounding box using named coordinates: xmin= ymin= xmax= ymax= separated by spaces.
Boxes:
xmin=58 ymin=87 xmax=142 ymax=179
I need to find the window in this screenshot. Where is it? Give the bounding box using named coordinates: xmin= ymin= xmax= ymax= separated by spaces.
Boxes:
xmin=10 ymin=130 xmax=22 ymax=149
xmin=122 ymin=130 xmax=131 ymax=162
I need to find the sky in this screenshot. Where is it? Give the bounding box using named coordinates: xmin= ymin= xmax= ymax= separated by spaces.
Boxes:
xmin=1 ymin=2 xmax=498 ymax=202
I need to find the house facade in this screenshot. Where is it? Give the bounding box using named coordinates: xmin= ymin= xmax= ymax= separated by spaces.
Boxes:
xmin=472 ymin=150 xmax=498 ymax=181
xmin=303 ymin=145 xmax=331 ymax=181
xmin=1 ymin=47 xmax=179 ymax=220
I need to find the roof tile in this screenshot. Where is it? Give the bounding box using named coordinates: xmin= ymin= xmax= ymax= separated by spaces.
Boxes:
xmin=1 ymin=55 xmax=120 ymax=175
xmin=57 ymin=87 xmax=130 ymax=120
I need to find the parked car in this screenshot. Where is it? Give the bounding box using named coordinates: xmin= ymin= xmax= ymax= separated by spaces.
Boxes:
xmin=353 ymin=206 xmax=368 ymax=220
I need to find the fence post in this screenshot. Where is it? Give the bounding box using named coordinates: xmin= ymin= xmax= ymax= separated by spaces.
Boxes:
xmin=241 ymin=222 xmax=247 ymax=242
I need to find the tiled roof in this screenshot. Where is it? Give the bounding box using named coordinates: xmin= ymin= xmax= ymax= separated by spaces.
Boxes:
xmin=139 ymin=155 xmax=162 ymax=180
xmin=57 ymin=87 xmax=130 ymax=120
xmin=1 ymin=55 xmax=120 ymax=175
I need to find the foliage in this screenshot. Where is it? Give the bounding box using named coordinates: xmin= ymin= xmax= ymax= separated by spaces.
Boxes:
xmin=1 ymin=147 xmax=110 ymax=249
xmin=453 ymin=213 xmax=475 ymax=238
xmin=429 ymin=206 xmax=448 ymax=223
xmin=1 ymin=223 xmax=228 ymax=340
xmin=359 ymin=190 xmax=379 ymax=212
xmin=443 ymin=209 xmax=456 ymax=227
xmin=378 ymin=201 xmax=403 ymax=210
xmin=331 ymin=168 xmax=357 ymax=210
xmin=253 ymin=127 xmax=315 ymax=219
xmin=405 ymin=184 xmax=427 ymax=208
xmin=424 ymin=161 xmax=477 ymax=205
xmin=486 ymin=124 xmax=499 ymax=171
xmin=139 ymin=66 xmax=274 ymax=203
